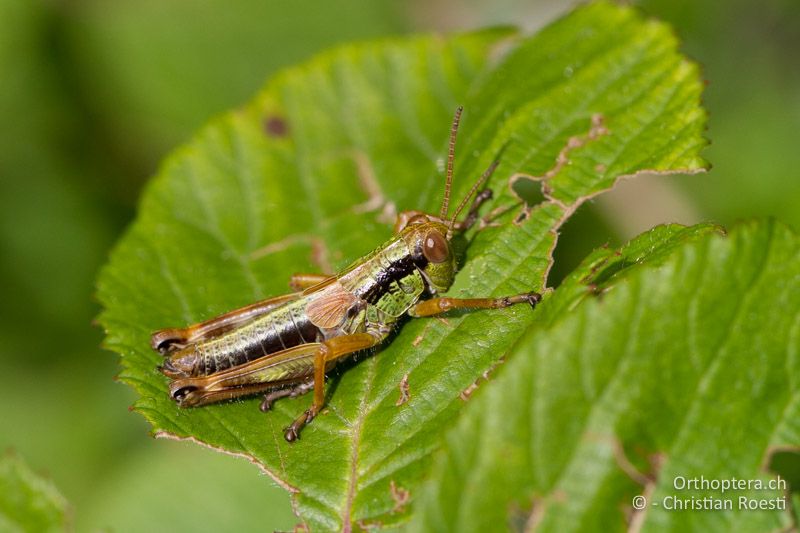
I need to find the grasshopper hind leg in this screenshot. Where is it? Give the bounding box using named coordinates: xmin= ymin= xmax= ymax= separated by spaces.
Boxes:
xmin=260 ymin=380 xmax=314 ymax=412
xmin=150 ymin=293 xmax=302 ymax=355
xmin=171 ymin=383 xmax=197 ymax=403
xmin=284 ymin=332 xmax=383 ymax=442
xmin=152 ymin=329 xmax=190 ymax=355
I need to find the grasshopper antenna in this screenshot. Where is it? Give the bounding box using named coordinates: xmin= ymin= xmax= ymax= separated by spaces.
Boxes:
xmin=446 ymin=141 xmax=509 ymax=239
xmin=440 ymin=106 xmax=463 ymax=220
xmin=447 ymin=160 xmax=499 ymax=240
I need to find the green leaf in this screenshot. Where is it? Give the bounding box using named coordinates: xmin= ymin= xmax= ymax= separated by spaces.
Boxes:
xmin=97 ymin=2 xmax=708 ymax=529
xmin=0 ymin=452 xmax=70 ymax=533
xmin=411 ymin=220 xmax=800 ymax=532
xmin=537 ymin=222 xmax=724 ymax=326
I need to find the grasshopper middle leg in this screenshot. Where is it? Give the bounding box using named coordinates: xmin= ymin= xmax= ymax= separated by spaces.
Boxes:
xmin=260 ymin=380 xmax=314 ymax=412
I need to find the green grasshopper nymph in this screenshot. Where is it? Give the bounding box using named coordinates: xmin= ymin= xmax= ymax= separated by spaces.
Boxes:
xmin=151 ymin=107 xmax=541 ymax=442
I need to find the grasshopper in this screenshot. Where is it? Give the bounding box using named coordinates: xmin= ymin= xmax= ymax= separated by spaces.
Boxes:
xmin=152 ymin=107 xmax=541 ymax=442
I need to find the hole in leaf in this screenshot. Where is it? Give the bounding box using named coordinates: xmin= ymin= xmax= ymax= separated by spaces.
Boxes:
xmin=768 ymin=449 xmax=800 ymax=494
xmin=510 ymin=176 xmax=545 ymax=208
xmin=549 ymin=203 xmax=618 ymax=287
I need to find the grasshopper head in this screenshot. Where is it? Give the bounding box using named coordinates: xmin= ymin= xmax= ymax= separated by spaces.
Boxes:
xmin=397 ymin=213 xmax=457 ymax=294
xmin=391 ymin=106 xmax=496 ymax=295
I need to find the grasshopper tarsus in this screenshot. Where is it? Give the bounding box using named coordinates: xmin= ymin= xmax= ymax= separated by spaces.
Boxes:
xmin=510 ymin=291 xmax=542 ymax=308
xmin=284 ymin=426 xmax=300 ymax=442
xmin=526 ymin=292 xmax=543 ymax=307
xmin=260 ymin=394 xmax=278 ymax=412
xmin=284 ymin=407 xmax=317 ymax=442
xmin=501 ymin=291 xmax=542 ymax=309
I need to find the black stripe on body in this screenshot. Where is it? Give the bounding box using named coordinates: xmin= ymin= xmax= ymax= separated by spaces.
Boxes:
xmin=198 ymin=305 xmax=321 ymax=374
xmin=359 ymin=253 xmax=429 ymax=305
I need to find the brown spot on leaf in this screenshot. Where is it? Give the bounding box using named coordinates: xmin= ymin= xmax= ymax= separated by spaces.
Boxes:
xmin=612 ymin=439 xmax=664 ymax=533
xmin=349 ymin=149 xmax=398 ymax=224
xmin=412 ymin=321 xmax=435 ymax=347
xmin=395 ymin=374 xmax=411 ymax=406
xmin=514 ymin=211 xmax=529 ymax=224
xmin=390 ymin=480 xmax=410 ymax=514
xmin=309 ymin=237 xmax=333 ymax=274
xmin=265 ymin=115 xmax=288 ymax=137
xmin=355 ymin=519 xmax=383 ymax=530
xmin=460 ymin=358 xmax=504 ymax=401
xmin=459 ymin=383 xmax=479 ymax=402
xmin=522 ymin=490 xmax=568 ymax=531
xmin=612 ymin=439 xmax=659 ymax=487
xmin=250 ymin=234 xmax=312 ymax=261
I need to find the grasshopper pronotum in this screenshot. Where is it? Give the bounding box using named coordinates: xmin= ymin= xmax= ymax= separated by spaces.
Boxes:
xmin=152 ymin=108 xmax=541 ymax=442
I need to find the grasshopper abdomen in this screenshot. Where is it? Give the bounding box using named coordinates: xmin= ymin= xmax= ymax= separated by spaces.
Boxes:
xmin=161 ymin=298 xmax=322 ymax=378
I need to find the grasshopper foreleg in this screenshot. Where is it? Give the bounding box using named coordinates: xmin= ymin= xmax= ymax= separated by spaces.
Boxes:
xmin=452 ymin=188 xmax=493 ymax=233
xmin=259 ymin=379 xmax=314 ymax=411
xmin=409 ymin=291 xmax=541 ymax=317
xmin=284 ymin=332 xmax=383 ymax=442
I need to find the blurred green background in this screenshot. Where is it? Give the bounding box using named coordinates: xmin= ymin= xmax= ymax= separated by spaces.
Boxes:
xmin=1 ymin=0 xmax=797 ymax=530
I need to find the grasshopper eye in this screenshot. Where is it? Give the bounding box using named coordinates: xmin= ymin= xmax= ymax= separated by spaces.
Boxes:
xmin=423 ymin=231 xmax=449 ymax=263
